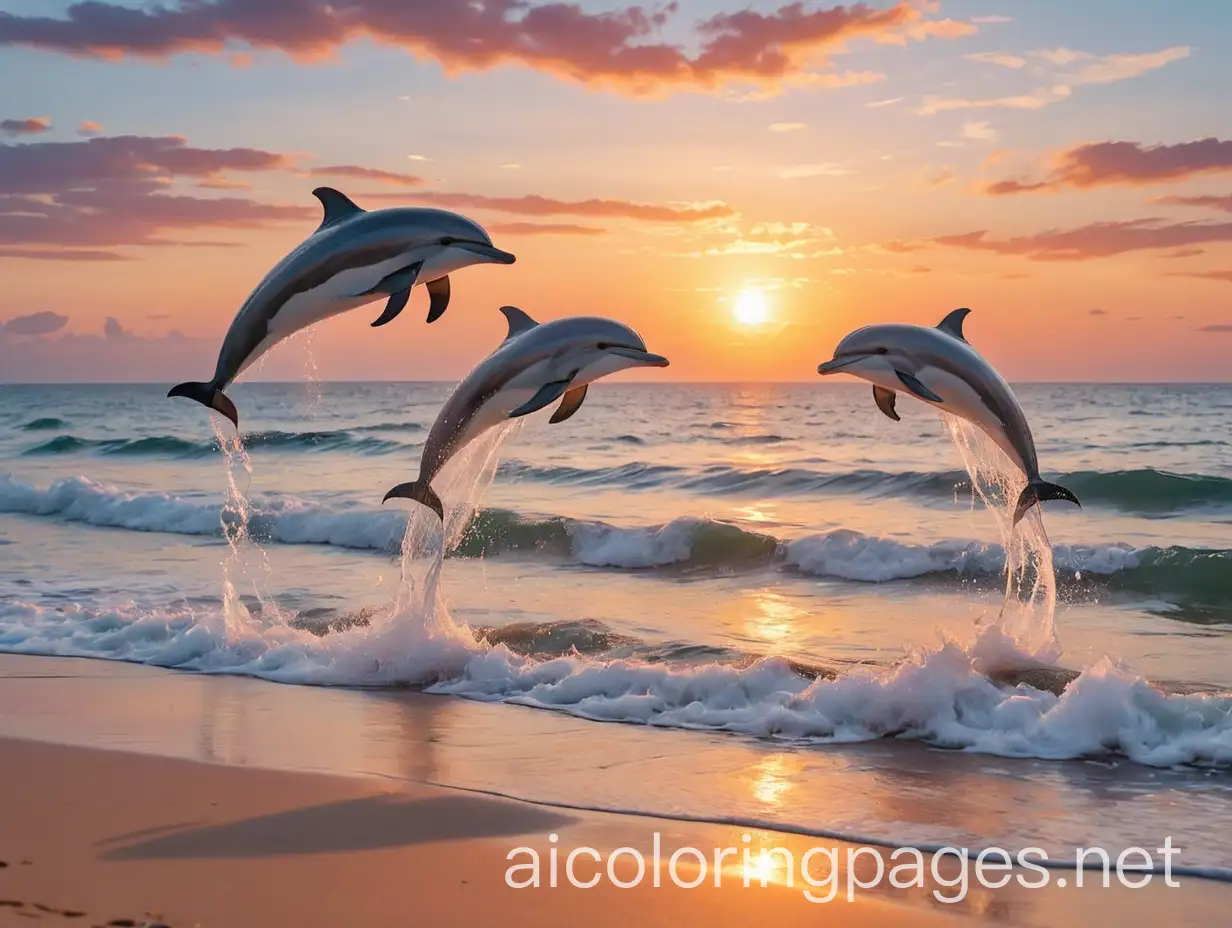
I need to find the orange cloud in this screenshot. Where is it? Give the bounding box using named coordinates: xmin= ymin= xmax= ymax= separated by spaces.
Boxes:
xmin=1 ymin=116 xmax=51 ymax=135
xmin=986 ymin=138 xmax=1232 ymax=194
xmin=1169 ymin=270 xmax=1232 ymax=285
xmin=1155 ymin=193 xmax=1232 ymax=213
xmin=488 ymin=221 xmax=604 ymax=236
xmin=0 ymin=1 xmax=972 ymax=97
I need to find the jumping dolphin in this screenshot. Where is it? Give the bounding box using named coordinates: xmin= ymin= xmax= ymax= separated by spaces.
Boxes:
xmin=168 ymin=187 xmax=516 ymax=427
xmin=383 ymin=306 xmax=669 ymax=520
xmin=817 ymin=308 xmax=1080 ymax=524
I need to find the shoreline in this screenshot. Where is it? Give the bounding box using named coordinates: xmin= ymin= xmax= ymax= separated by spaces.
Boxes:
xmin=3 ymin=734 xmax=1229 ymax=928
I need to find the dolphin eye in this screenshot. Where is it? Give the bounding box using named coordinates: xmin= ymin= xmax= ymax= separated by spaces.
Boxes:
xmin=596 ymin=342 xmax=610 ymax=350
xmin=874 ymin=347 xmax=889 ymax=354
xmin=440 ymin=236 xmax=457 ymax=246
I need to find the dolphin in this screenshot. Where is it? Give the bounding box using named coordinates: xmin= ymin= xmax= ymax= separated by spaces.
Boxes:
xmin=817 ymin=307 xmax=1080 ymax=524
xmin=383 ymin=306 xmax=669 ymax=520
xmin=168 ymin=187 xmax=516 ymax=427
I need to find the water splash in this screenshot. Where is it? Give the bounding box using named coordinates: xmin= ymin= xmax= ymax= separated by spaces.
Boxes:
xmin=211 ymin=416 xmax=285 ymax=638
xmin=940 ymin=412 xmax=1060 ymax=666
xmin=361 ymin=419 xmax=527 ymax=661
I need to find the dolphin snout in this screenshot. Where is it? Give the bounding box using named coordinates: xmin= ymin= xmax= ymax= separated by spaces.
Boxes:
xmin=461 ymin=241 xmax=516 ymax=265
xmin=817 ymin=354 xmax=866 ymax=375
xmin=609 ymin=346 xmax=669 ymax=367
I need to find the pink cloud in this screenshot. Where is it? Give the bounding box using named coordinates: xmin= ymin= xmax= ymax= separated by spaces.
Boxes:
xmin=309 ymin=164 xmax=425 ymax=186
xmin=986 ymin=138 xmax=1232 ymax=194
xmin=935 ymin=218 xmax=1232 ymax=260
xmin=0 ymin=1 xmax=972 ymax=96
xmin=1155 ymin=193 xmax=1232 ymax=213
xmin=362 ymin=190 xmax=735 ymax=222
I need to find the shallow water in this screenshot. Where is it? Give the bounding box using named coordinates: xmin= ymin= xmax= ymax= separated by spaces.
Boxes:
xmin=1 ymin=381 xmax=1230 ymax=870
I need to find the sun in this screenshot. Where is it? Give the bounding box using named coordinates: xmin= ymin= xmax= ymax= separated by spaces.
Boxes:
xmin=733 ymin=288 xmax=770 ymax=328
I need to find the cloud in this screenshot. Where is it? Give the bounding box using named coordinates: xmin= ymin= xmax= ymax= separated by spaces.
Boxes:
xmin=1088 ymin=309 xmax=1107 ymax=316
xmin=77 ymin=120 xmax=102 ymax=136
xmin=875 ymin=240 xmax=926 ymax=253
xmin=769 ymin=122 xmax=807 ymax=132
xmin=361 ymin=190 xmax=735 ymax=223
xmin=935 ymin=218 xmax=1232 ymax=261
xmin=488 ymin=221 xmax=604 ymax=236
xmin=986 ymin=138 xmax=1232 ymax=194
xmin=918 ymin=84 xmax=1071 ymax=115
xmin=0 ymin=132 xmax=312 ymax=252
xmin=309 ymin=164 xmax=424 ymax=186
xmin=103 ymin=316 xmax=131 ymax=339
xmin=1170 ymin=270 xmax=1232 ymax=284
xmin=777 ymin=163 xmax=853 ymax=178
xmin=1 ymin=311 xmax=69 ymax=336
xmin=1064 ymin=46 xmax=1191 ymax=85
xmin=972 ymin=15 xmax=1012 ymax=24
xmin=0 ymin=247 xmax=129 ymax=261
xmin=1155 ymin=193 xmax=1232 ymax=213
xmin=0 ymin=1 xmax=974 ymax=98
xmin=1198 ymin=325 xmax=1232 ymax=333
xmin=963 ymin=51 xmax=1024 ymax=69
xmin=681 ymin=220 xmax=837 ymax=258
xmin=962 ymin=120 xmax=998 ymax=142
xmin=867 ymin=96 xmax=903 ymax=107
xmin=1161 ymin=248 xmax=1206 ymax=259
xmin=1 ymin=116 xmax=50 ymax=136
xmin=919 ymin=45 xmax=1188 ymax=115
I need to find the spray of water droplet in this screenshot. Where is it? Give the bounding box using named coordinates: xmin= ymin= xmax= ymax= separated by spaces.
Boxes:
xmin=939 ymin=411 xmax=1061 ymax=668
xmin=211 ymin=416 xmax=285 ymax=637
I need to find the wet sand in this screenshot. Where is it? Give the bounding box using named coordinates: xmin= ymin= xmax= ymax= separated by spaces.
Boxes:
xmin=0 ymin=654 xmax=1229 ymax=926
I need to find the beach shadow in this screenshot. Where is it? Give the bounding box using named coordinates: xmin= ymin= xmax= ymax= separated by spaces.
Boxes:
xmin=101 ymin=793 xmax=574 ymax=860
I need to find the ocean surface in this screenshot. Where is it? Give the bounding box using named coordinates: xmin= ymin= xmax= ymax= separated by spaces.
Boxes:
xmin=1 ymin=381 xmax=1231 ymax=875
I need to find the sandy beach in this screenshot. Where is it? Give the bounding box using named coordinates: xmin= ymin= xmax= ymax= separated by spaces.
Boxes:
xmin=0 ymin=654 xmax=1227 ymax=928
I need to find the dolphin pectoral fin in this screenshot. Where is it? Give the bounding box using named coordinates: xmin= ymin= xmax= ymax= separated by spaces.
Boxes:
xmin=894 ymin=370 xmax=943 ymax=403
xmin=872 ymin=386 xmax=900 ymax=421
xmin=509 ymin=377 xmax=574 ymax=418
xmin=549 ymin=385 xmax=588 ymax=424
xmin=936 ymin=307 xmax=971 ymax=342
xmin=371 ymin=288 xmax=410 ymax=327
xmin=354 ymin=261 xmax=422 ymax=299
xmin=312 ymin=187 xmax=365 ymax=231
xmin=425 ymin=275 xmax=451 ymax=323
xmin=499 ymin=305 xmax=539 ymax=341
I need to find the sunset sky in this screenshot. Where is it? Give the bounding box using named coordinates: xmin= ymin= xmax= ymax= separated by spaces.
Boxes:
xmin=1 ymin=0 xmax=1230 ymax=382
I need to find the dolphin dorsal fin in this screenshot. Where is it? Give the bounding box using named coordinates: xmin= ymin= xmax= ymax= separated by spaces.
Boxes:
xmin=499 ymin=305 xmax=539 ymax=341
xmin=312 ymin=187 xmax=364 ymax=231
xmin=937 ymin=307 xmax=971 ymax=342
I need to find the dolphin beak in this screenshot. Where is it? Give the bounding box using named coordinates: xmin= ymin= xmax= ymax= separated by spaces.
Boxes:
xmin=609 ymin=346 xmax=670 ymax=368
xmin=459 ymin=241 xmax=517 ymax=265
xmin=817 ymin=354 xmax=867 ymax=375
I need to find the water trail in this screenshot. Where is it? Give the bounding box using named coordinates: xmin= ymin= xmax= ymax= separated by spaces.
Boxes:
xmin=940 ymin=412 xmax=1060 ymax=667
xmin=211 ymin=416 xmax=285 ymax=638
xmin=381 ymin=419 xmax=526 ymax=646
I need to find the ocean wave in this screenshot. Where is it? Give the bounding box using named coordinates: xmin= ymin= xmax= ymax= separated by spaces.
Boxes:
xmin=21 ymin=429 xmax=407 ymax=458
xmin=498 ymin=459 xmax=1232 ymax=514
xmin=2 ymin=475 xmax=1227 ymax=603
xmin=19 ymin=417 xmax=69 ymax=431
xmin=2 ymin=594 xmax=1227 ymax=771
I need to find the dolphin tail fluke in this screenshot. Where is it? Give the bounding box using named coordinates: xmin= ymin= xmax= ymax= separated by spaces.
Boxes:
xmin=382 ymin=480 xmax=445 ymax=521
xmin=167 ymin=381 xmax=238 ymax=428
xmin=1013 ymin=480 xmax=1081 ymax=525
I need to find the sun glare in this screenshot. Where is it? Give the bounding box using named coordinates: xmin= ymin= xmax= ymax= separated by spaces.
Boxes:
xmin=733 ymin=288 xmax=769 ymax=328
